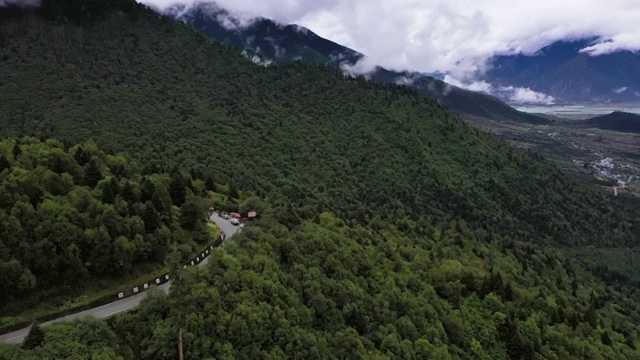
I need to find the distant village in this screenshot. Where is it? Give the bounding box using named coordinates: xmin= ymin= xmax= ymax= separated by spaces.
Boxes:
xmin=540 ymin=130 xmax=638 ymax=195
xmin=573 ymin=156 xmax=637 ymax=195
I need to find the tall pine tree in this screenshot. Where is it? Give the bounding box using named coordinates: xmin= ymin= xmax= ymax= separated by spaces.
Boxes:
xmin=180 ymin=196 xmax=201 ymax=231
xmin=120 ymin=181 xmax=137 ymax=202
xmin=169 ymin=171 xmax=186 ymax=207
xmin=23 ymin=321 xmax=45 ymax=350
xmin=228 ymin=183 xmax=239 ymax=199
xmin=12 ymin=141 xmax=21 ymax=160
xmin=102 ymin=181 xmax=115 ymax=204
xmin=143 ymin=201 xmax=161 ymax=234
xmin=0 ymin=154 xmax=10 ymax=172
xmin=140 ymin=177 xmax=156 ymax=203
xmin=73 ymin=145 xmax=90 ymax=166
xmin=205 ymin=176 xmax=216 ymax=192
xmin=85 ymin=158 xmax=103 ymax=188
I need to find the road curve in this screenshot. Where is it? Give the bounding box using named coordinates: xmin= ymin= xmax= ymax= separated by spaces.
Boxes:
xmin=0 ymin=214 xmax=240 ymax=345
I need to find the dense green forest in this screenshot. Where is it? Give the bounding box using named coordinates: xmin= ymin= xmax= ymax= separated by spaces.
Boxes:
xmin=4 ymin=211 xmax=640 ymax=359
xmin=0 ymin=0 xmax=637 ymax=249
xmin=1 ymin=0 xmax=640 ymax=358
xmin=0 ymin=137 xmax=214 ymax=313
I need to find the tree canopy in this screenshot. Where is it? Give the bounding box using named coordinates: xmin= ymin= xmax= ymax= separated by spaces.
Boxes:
xmin=0 ymin=138 xmax=213 ymax=313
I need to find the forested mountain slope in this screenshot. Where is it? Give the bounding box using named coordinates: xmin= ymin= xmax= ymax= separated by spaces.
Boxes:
xmin=1 ymin=1 xmax=640 ymax=358
xmin=5 ymin=212 xmax=640 ymax=359
xmin=0 ymin=1 xmax=635 ymax=249
xmin=0 ymin=137 xmax=214 ymax=313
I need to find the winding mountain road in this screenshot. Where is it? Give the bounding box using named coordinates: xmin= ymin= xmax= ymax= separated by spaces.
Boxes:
xmin=0 ymin=214 xmax=240 ymax=345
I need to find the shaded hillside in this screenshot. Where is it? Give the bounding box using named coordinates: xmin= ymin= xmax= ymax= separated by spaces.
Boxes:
xmin=1 ymin=1 xmax=640 ymax=359
xmin=583 ymin=111 xmax=640 ymax=133
xmin=485 ymin=39 xmax=640 ymax=103
xmin=168 ymin=2 xmax=550 ymax=125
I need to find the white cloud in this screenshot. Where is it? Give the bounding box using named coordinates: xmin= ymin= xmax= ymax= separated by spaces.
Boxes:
xmin=499 ymin=86 xmax=556 ymax=104
xmin=613 ymin=86 xmax=628 ymax=94
xmin=443 ymin=76 xmax=493 ymax=94
xmin=339 ymin=57 xmax=378 ymax=76
xmin=140 ymin=0 xmax=640 ymax=81
xmin=444 ymin=76 xmax=555 ymax=104
xmin=166 ymin=1 xmax=259 ymax=29
xmin=241 ymin=51 xmax=273 ymax=67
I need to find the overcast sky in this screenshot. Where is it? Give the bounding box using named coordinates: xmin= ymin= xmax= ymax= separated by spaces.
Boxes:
xmin=140 ymin=0 xmax=640 ymax=81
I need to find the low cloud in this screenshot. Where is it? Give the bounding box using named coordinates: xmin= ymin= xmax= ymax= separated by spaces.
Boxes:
xmin=241 ymin=51 xmax=273 ymax=67
xmin=579 ymin=34 xmax=640 ymax=56
xmin=443 ymin=76 xmax=492 ymax=94
xmin=339 ymin=57 xmax=378 ymax=77
xmin=165 ymin=1 xmax=259 ymax=30
xmin=499 ymin=86 xmax=555 ymax=104
xmin=613 ymin=86 xmax=628 ymax=94
xmin=393 ymin=72 xmax=424 ymax=86
xmin=445 ymin=76 xmax=555 ymax=104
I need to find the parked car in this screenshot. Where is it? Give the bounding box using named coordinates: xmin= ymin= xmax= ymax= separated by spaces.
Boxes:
xmin=231 ymin=218 xmax=240 ymax=226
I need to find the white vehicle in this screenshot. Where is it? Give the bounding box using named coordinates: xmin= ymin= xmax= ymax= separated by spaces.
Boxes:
xmin=231 ymin=218 xmax=240 ymax=226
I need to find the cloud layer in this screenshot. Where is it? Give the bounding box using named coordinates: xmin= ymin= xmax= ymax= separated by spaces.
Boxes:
xmin=141 ymin=0 xmax=640 ymax=82
xmin=444 ymin=77 xmax=556 ymax=105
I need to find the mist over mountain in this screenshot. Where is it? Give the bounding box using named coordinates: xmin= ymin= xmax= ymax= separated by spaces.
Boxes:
xmin=484 ymin=39 xmax=640 ymax=103
xmin=167 ymin=2 xmax=550 ymax=124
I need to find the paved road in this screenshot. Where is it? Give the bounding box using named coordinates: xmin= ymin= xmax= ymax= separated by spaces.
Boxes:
xmin=0 ymin=214 xmax=240 ymax=345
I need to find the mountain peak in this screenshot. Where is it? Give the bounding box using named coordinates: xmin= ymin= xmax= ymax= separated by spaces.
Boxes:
xmin=168 ymin=1 xmax=262 ymax=31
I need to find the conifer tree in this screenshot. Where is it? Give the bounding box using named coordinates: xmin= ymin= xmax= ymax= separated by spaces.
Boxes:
xmin=0 ymin=154 xmax=10 ymax=172
xmin=85 ymin=158 xmax=103 ymax=188
xmin=140 ymin=178 xmax=156 ymax=203
xmin=180 ymin=196 xmax=201 ymax=231
xmin=120 ymin=181 xmax=136 ymax=203
xmin=205 ymin=176 xmax=216 ymax=192
xmin=169 ymin=172 xmax=186 ymax=207
xmin=23 ymin=321 xmax=45 ymax=350
xmin=73 ymin=146 xmax=90 ymax=166
xmin=12 ymin=141 xmax=21 ymax=159
xmin=228 ymin=183 xmax=239 ymax=199
xmin=143 ymin=202 xmax=161 ymax=234
xmin=102 ymin=181 xmax=115 ymax=204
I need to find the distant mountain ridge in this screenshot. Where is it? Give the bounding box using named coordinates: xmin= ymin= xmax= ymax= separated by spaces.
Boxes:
xmin=167 ymin=2 xmax=550 ymax=125
xmin=583 ymin=111 xmax=640 ymax=133
xmin=484 ymin=39 xmax=640 ymax=103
